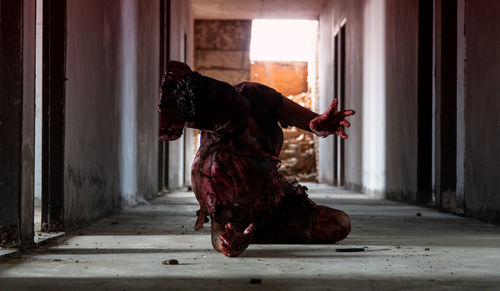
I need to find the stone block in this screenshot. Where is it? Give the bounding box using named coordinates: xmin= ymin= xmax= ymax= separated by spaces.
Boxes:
xmin=197 ymin=69 xmax=250 ymax=85
xmin=195 ymin=20 xmax=252 ymax=50
xmin=195 ymin=50 xmax=249 ymax=70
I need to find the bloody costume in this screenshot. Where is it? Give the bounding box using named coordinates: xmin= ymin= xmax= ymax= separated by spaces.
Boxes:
xmin=159 ymin=61 xmax=352 ymax=249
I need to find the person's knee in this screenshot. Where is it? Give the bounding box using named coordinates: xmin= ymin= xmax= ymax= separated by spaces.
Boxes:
xmin=311 ymin=207 xmax=351 ymax=243
xmin=336 ymin=211 xmax=351 ymax=241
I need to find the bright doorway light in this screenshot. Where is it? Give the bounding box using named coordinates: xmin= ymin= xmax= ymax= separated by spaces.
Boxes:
xmin=250 ymin=19 xmax=318 ymax=61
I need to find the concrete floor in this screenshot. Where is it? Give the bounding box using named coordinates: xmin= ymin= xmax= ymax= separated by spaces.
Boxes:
xmin=1 ymin=184 xmax=500 ymax=290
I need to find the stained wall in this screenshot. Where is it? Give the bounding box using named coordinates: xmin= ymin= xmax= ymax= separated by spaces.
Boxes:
xmin=464 ymin=0 xmax=500 ymax=223
xmin=168 ymin=0 xmax=194 ymax=189
xmin=64 ymin=0 xmax=193 ymax=228
xmin=318 ymin=0 xmax=367 ymax=191
xmin=319 ymin=0 xmax=420 ymax=197
xmin=319 ymin=0 xmax=500 ymax=224
xmin=194 ymin=20 xmax=251 ymax=85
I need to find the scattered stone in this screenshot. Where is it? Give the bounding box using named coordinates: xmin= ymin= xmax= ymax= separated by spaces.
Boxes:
xmin=250 ymin=278 xmax=262 ymax=284
xmin=416 ymin=212 xmax=422 ymax=216
xmin=162 ymin=259 xmax=179 ymax=265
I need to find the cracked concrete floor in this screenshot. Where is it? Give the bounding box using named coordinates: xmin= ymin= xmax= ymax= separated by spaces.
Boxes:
xmin=1 ymin=184 xmax=500 ymax=290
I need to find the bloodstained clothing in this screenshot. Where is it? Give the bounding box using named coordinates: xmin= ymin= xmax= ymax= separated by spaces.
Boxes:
xmin=162 ymin=72 xmax=317 ymax=243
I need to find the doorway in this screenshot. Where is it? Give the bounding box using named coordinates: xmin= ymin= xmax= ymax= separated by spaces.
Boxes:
xmin=333 ymin=23 xmax=346 ymax=187
xmin=158 ymin=0 xmax=171 ymax=192
xmin=417 ymin=0 xmax=433 ymax=205
xmin=250 ymin=19 xmax=319 ymax=182
xmin=433 ymin=0 xmax=463 ymax=213
xmin=34 ymin=0 xmax=66 ymax=240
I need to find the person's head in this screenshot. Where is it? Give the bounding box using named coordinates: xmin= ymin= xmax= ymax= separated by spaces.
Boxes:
xmin=158 ymin=61 xmax=192 ymax=141
xmin=159 ymin=61 xmax=248 ymax=138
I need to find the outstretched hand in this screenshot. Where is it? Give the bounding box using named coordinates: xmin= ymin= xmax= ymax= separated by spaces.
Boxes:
xmin=219 ymin=222 xmax=255 ymax=257
xmin=309 ymin=98 xmax=355 ymax=139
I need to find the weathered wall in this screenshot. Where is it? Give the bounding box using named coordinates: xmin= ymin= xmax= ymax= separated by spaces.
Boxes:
xmin=318 ymin=0 xmax=365 ymax=189
xmin=464 ymin=0 xmax=500 ymax=223
xmin=168 ymin=0 xmax=194 ymax=189
xmin=250 ymin=61 xmax=308 ymax=97
xmin=65 ymin=0 xmax=160 ymax=228
xmin=360 ymin=0 xmax=386 ymax=194
xmin=384 ymin=0 xmax=419 ymax=201
xmin=135 ymin=1 xmax=161 ymax=201
xmin=319 ymin=0 xmax=419 ymax=198
xmin=0 ymin=0 xmax=36 ymax=248
xmin=194 ymin=20 xmax=251 ymax=85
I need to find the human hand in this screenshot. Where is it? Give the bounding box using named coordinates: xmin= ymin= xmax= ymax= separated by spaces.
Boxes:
xmin=219 ymin=222 xmax=255 ymax=257
xmin=309 ymin=98 xmax=355 ymax=139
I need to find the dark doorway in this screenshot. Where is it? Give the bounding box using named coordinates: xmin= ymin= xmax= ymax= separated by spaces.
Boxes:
xmin=417 ymin=0 xmax=433 ymax=205
xmin=333 ymin=23 xmax=346 ymax=187
xmin=158 ymin=0 xmax=171 ymax=192
xmin=338 ymin=24 xmax=346 ymax=187
xmin=333 ymin=33 xmax=339 ymax=185
xmin=436 ymin=0 xmax=458 ymax=211
xmin=41 ymin=0 xmax=66 ymax=232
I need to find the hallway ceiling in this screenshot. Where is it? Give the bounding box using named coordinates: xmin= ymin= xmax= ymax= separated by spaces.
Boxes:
xmin=191 ymin=0 xmax=328 ymax=20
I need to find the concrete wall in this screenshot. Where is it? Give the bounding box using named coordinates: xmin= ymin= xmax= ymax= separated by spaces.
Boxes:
xmin=383 ymin=0 xmax=419 ymax=201
xmin=64 ymin=0 xmax=162 ymax=228
xmin=0 ymin=0 xmax=36 ymax=248
xmin=168 ymin=0 xmax=194 ymax=189
xmin=318 ymin=0 xmax=365 ymax=190
xmin=464 ymin=0 xmax=500 ymax=223
xmin=194 ymin=20 xmax=251 ymax=85
xmin=319 ymin=0 xmax=500 ymax=223
xmin=360 ymin=0 xmax=386 ymax=194
xmin=318 ymin=0 xmax=419 ymax=198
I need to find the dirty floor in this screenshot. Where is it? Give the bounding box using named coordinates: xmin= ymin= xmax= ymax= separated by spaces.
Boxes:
xmin=1 ymin=184 xmax=500 ymax=290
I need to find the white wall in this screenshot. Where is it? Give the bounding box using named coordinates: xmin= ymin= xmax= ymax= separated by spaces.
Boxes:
xmin=318 ymin=0 xmax=418 ymax=197
xmin=318 ymin=0 xmax=336 ymax=185
xmin=168 ymin=0 xmax=194 ymax=189
xmin=361 ymin=0 xmax=386 ymax=194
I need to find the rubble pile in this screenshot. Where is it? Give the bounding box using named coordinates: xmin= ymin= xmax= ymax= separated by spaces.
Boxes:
xmin=279 ymin=92 xmax=318 ymax=182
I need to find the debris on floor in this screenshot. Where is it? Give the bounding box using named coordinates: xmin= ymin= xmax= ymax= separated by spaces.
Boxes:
xmin=162 ymin=259 xmax=179 ymax=265
xmin=250 ymin=278 xmax=262 ymax=284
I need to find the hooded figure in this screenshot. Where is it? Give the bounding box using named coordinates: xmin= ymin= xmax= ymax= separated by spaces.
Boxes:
xmin=159 ymin=61 xmax=355 ymax=257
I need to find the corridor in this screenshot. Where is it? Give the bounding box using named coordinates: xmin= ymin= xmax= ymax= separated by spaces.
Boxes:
xmin=2 ymin=0 xmax=500 ymax=290
xmin=1 ymin=185 xmax=500 ymax=290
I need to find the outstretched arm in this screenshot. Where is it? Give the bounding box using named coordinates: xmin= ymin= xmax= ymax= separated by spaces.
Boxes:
xmin=276 ymin=96 xmax=355 ymax=139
